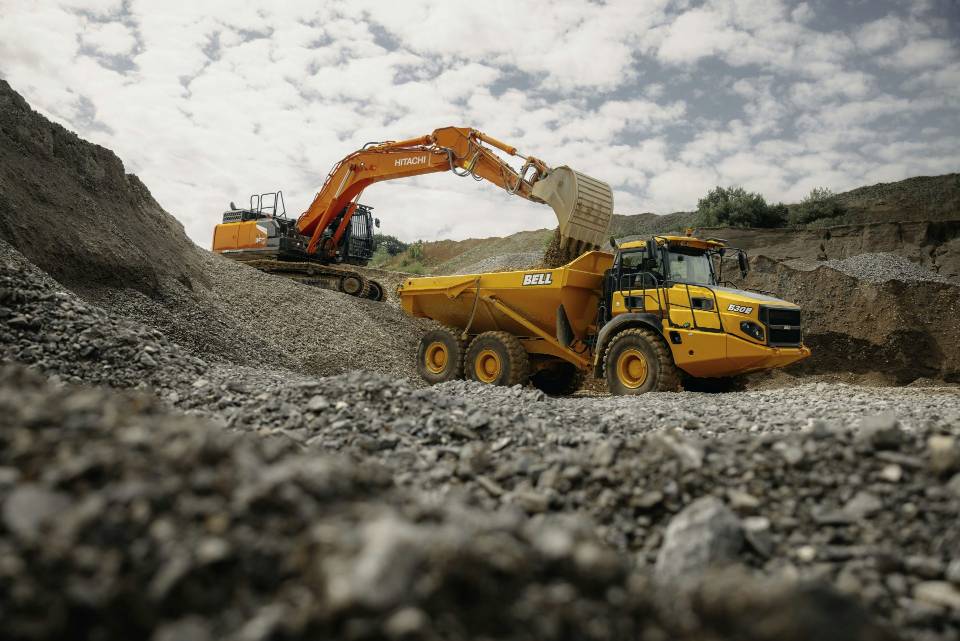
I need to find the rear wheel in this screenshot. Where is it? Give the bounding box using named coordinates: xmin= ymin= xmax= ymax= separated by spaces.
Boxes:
xmin=604 ymin=327 xmax=680 ymax=395
xmin=466 ymin=331 xmax=529 ymax=387
xmin=416 ymin=328 xmax=466 ymax=384
xmin=366 ymin=280 xmax=386 ymax=301
xmin=530 ymin=360 xmax=583 ymax=396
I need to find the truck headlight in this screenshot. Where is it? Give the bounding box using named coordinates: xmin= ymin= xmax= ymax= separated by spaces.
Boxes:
xmin=740 ymin=321 xmax=765 ymax=342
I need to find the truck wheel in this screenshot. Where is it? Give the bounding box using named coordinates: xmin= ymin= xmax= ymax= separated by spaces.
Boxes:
xmin=366 ymin=280 xmax=386 ymax=301
xmin=466 ymin=331 xmax=529 ymax=387
xmin=530 ymin=361 xmax=583 ymax=396
xmin=604 ymin=328 xmax=680 ymax=395
xmin=417 ymin=328 xmax=466 ymax=384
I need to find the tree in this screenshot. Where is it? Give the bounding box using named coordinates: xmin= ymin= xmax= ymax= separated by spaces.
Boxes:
xmin=695 ymin=186 xmax=786 ymax=228
xmin=789 ymin=187 xmax=844 ymax=225
xmin=373 ymin=234 xmax=408 ymax=256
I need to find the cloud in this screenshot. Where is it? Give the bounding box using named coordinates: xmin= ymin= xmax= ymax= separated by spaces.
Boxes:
xmin=0 ymin=0 xmax=957 ymax=247
xmin=81 ymin=21 xmax=137 ymax=57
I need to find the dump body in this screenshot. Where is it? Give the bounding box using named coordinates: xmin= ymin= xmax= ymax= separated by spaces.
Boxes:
xmin=400 ymin=251 xmax=612 ymax=345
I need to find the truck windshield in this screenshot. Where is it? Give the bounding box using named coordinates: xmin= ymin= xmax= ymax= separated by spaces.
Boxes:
xmin=666 ymin=249 xmax=714 ymax=285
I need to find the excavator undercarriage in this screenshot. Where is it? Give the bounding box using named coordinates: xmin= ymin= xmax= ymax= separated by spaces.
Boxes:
xmin=214 ymin=192 xmax=386 ymax=301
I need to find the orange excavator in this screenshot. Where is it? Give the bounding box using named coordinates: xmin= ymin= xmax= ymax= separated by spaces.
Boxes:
xmin=212 ymin=126 xmax=614 ymax=300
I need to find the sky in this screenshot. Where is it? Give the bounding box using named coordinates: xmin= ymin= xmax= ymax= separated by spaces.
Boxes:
xmin=1 ymin=1 xmax=959 ymax=247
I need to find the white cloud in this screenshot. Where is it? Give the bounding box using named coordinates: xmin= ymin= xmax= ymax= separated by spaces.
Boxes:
xmin=81 ymin=21 xmax=137 ymax=57
xmin=0 ymin=0 xmax=957 ymax=246
xmin=883 ymin=38 xmax=956 ymax=69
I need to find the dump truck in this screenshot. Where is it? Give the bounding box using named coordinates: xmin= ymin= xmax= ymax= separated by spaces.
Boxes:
xmin=212 ymin=126 xmax=614 ymax=300
xmin=399 ymin=235 xmax=810 ymax=395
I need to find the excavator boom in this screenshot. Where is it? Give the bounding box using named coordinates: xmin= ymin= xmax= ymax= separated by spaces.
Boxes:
xmin=296 ymin=126 xmax=613 ymax=257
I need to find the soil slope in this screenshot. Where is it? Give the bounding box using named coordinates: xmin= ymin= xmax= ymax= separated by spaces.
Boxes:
xmin=0 ymin=79 xmax=205 ymax=297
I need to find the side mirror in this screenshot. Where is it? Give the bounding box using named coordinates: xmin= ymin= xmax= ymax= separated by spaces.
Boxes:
xmin=609 ymin=235 xmax=617 ymax=249
xmin=375 ymin=218 xmax=381 ymax=228
xmin=738 ymin=251 xmax=749 ymax=278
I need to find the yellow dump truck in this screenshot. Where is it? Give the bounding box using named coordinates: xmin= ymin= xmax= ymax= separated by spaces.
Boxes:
xmin=398 ymin=235 xmax=810 ymax=395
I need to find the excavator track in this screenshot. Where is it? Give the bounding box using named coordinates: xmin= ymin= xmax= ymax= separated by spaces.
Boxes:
xmin=239 ymin=259 xmax=385 ymax=301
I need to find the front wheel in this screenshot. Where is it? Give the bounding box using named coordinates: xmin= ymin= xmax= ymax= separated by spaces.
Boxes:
xmin=603 ymin=328 xmax=680 ymax=395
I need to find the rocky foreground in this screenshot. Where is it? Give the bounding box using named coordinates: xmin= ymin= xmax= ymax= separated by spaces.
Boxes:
xmin=4 ymin=238 xmax=960 ymax=640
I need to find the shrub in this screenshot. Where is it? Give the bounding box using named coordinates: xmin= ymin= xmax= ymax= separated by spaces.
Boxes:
xmin=695 ymin=186 xmax=786 ymax=228
xmin=789 ymin=187 xmax=844 ymax=225
xmin=373 ymin=234 xmax=408 ymax=256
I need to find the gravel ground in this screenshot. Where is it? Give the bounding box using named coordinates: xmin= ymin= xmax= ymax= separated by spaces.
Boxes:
xmin=5 ymin=238 xmax=960 ymax=639
xmin=787 ymin=252 xmax=960 ymax=285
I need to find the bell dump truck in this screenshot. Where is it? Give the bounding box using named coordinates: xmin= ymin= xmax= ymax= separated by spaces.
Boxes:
xmin=398 ymin=235 xmax=811 ymax=395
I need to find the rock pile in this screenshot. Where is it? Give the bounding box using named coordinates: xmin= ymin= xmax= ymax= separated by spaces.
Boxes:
xmin=789 ymin=252 xmax=959 ymax=285
xmin=1 ymin=365 xmax=905 ymax=641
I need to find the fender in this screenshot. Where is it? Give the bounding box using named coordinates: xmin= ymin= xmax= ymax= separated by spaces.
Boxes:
xmin=592 ymin=312 xmax=664 ymax=378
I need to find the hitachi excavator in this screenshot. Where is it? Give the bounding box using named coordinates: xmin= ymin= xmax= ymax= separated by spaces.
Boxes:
xmin=212 ymin=126 xmax=614 ymax=300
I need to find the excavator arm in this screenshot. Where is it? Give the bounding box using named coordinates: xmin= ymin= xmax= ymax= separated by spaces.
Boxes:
xmin=296 ymin=126 xmax=613 ymax=257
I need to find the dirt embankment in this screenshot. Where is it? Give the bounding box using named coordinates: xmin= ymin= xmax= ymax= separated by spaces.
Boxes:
xmin=0 ymin=79 xmax=206 ymax=297
xmin=700 ymin=221 xmax=960 ymax=280
xmin=743 ymin=256 xmax=960 ymax=384
xmin=0 ymin=80 xmax=427 ymax=380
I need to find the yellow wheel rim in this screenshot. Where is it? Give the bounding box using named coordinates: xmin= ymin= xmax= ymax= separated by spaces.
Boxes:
xmin=474 ymin=349 xmax=502 ymax=383
xmin=616 ymin=348 xmax=648 ymax=389
xmin=424 ymin=342 xmax=449 ymax=374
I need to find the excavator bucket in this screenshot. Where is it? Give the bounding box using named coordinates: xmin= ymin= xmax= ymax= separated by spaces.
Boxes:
xmin=532 ymin=166 xmax=614 ymax=255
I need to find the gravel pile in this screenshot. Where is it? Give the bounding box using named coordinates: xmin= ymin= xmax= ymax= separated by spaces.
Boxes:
xmin=788 ymin=253 xmax=959 ymax=285
xmin=1 ymin=365 xmax=913 ymax=641
xmin=78 ymin=251 xmax=432 ymax=381
xmin=455 ymin=251 xmax=544 ymax=275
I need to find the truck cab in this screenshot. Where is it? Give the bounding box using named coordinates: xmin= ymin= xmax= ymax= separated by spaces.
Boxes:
xmin=594 ymin=235 xmax=808 ymax=388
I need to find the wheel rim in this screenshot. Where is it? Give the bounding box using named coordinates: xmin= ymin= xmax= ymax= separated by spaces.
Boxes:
xmin=424 ymin=342 xmax=449 ymax=374
xmin=474 ymin=349 xmax=502 ymax=383
xmin=616 ymin=348 xmax=648 ymax=389
xmin=342 ymin=276 xmax=362 ymax=295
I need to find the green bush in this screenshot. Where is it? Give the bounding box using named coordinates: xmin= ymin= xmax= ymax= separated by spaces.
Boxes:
xmin=695 ymin=186 xmax=786 ymax=228
xmin=789 ymin=187 xmax=844 ymax=225
xmin=408 ymin=241 xmax=424 ymax=261
xmin=373 ymin=234 xmax=408 ymax=256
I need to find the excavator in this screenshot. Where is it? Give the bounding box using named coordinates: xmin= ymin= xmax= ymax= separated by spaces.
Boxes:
xmin=212 ymin=126 xmax=614 ymax=299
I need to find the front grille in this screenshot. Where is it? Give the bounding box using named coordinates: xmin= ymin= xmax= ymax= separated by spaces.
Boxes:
xmin=759 ymin=307 xmax=802 ymax=347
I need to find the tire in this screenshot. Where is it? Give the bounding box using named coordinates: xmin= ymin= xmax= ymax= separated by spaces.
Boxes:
xmin=603 ymin=327 xmax=680 ymax=395
xmin=366 ymin=280 xmax=386 ymax=301
xmin=339 ymin=274 xmax=369 ymax=298
xmin=416 ymin=328 xmax=466 ymax=384
xmin=530 ymin=360 xmax=584 ymax=396
xmin=465 ymin=331 xmax=529 ymax=387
